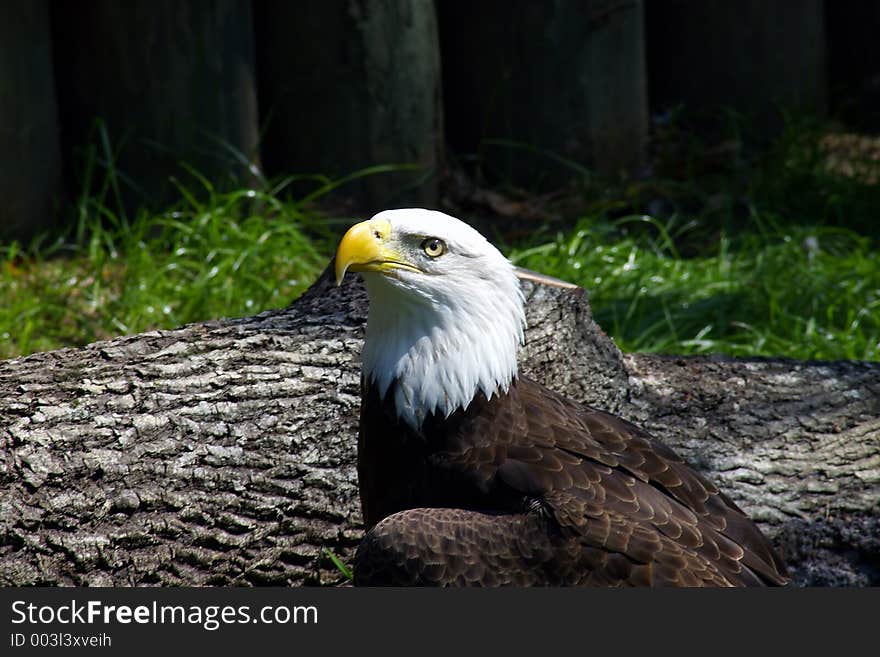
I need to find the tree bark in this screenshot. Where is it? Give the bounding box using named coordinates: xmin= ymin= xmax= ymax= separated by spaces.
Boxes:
xmin=1 ymin=266 xmax=877 ymax=586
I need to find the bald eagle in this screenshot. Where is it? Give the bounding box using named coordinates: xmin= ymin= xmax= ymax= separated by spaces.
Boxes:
xmin=335 ymin=209 xmax=788 ymax=587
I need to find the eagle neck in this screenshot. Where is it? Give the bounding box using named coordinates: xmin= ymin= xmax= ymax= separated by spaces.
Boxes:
xmin=361 ymin=274 xmax=524 ymax=431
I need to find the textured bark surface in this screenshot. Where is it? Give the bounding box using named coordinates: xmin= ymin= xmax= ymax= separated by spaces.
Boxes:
xmin=1 ymin=266 xmax=877 ymax=586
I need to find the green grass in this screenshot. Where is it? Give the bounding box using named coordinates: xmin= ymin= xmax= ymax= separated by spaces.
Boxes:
xmin=0 ymin=174 xmax=332 ymax=359
xmin=510 ymin=215 xmax=879 ymax=361
xmin=0 ymin=118 xmax=426 ymax=360
xmin=507 ymin=114 xmax=880 ymax=362
xmin=323 ymin=547 xmax=354 ymax=582
xmin=1 ymin=113 xmax=878 ymax=362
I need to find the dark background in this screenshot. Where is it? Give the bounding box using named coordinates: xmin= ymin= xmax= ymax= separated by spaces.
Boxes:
xmin=0 ymin=0 xmax=876 ymax=242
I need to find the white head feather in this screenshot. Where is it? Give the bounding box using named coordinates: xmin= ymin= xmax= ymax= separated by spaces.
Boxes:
xmin=357 ymin=209 xmax=525 ymax=430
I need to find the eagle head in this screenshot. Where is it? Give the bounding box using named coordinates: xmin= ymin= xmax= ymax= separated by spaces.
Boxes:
xmin=335 ymin=208 xmax=525 ymax=429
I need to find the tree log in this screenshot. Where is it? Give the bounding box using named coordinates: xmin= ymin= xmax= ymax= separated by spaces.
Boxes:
xmin=1 ymin=266 xmax=877 ymax=586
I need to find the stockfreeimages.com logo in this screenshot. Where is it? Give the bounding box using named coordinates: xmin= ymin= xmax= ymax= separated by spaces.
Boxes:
xmin=11 ymin=599 xmax=318 ymax=632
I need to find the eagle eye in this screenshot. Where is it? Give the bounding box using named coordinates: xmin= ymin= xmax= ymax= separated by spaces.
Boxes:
xmin=421 ymin=237 xmax=447 ymax=258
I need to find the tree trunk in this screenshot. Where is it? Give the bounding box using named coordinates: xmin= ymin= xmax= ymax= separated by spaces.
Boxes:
xmin=438 ymin=0 xmax=648 ymax=187
xmin=0 ymin=0 xmax=62 ymax=243
xmin=50 ymin=0 xmax=260 ymax=213
xmin=646 ymin=0 xmax=827 ymax=136
xmin=253 ymin=0 xmax=443 ymax=212
xmin=1 ymin=267 xmax=877 ymax=586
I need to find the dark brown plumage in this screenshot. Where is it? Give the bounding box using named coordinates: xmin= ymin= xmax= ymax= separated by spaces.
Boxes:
xmin=354 ymin=376 xmax=789 ymax=587
xmin=335 ymin=209 xmax=788 ymax=587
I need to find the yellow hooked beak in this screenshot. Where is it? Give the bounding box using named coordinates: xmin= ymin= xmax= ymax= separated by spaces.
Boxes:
xmin=334 ymin=218 xmax=420 ymax=285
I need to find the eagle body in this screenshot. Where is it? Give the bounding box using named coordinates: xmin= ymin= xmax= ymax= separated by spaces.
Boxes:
xmin=355 ymin=376 xmax=786 ymax=586
xmin=335 ymin=209 xmax=789 ymax=587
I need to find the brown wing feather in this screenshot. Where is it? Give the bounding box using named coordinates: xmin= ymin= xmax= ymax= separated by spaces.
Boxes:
xmin=355 ymin=376 xmax=789 ymax=586
xmin=356 ymin=507 xmax=739 ymax=587
xmin=513 ymin=378 xmax=789 ymax=583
